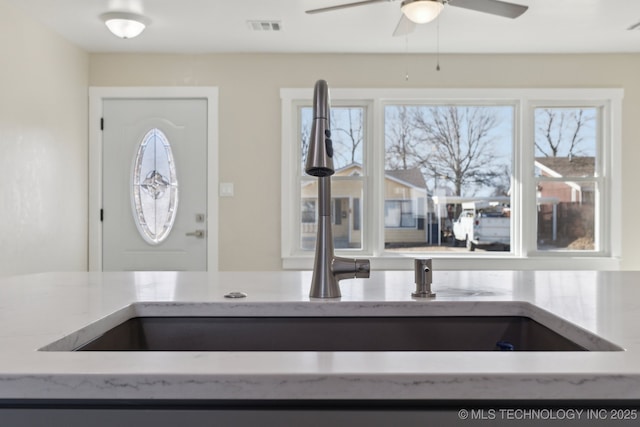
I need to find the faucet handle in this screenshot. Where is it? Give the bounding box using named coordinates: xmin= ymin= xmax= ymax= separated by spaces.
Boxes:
xmin=333 ymin=257 xmax=370 ymax=281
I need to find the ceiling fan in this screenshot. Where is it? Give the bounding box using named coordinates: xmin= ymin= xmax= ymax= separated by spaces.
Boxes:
xmin=306 ymin=0 xmax=529 ymax=36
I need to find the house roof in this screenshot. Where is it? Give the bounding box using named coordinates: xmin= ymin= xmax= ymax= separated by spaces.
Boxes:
xmin=335 ymin=163 xmax=427 ymax=190
xmin=535 ymin=156 xmax=595 ymax=177
xmin=385 ymin=168 xmax=427 ymax=190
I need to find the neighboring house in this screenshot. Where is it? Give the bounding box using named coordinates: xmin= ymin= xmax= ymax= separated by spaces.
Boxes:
xmin=535 ymin=156 xmax=595 ymax=203
xmin=301 ymin=163 xmax=429 ymax=249
xmin=534 ymin=156 xmax=595 ymax=245
xmin=383 ymin=168 xmax=430 ymax=246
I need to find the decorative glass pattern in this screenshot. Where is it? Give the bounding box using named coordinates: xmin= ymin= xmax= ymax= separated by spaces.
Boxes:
xmin=131 ymin=128 xmax=178 ymax=244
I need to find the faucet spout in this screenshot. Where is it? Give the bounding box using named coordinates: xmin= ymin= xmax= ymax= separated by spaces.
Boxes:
xmin=306 ymin=80 xmax=370 ymax=298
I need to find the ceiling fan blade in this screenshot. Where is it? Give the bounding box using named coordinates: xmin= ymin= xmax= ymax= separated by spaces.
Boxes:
xmin=628 ymin=21 xmax=640 ymax=31
xmin=448 ymin=0 xmax=528 ymax=19
xmin=393 ymin=14 xmax=416 ymax=37
xmin=306 ymin=0 xmax=391 ymax=14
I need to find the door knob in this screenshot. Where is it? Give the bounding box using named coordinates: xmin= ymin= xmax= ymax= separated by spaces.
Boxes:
xmin=186 ymin=229 xmax=205 ymax=238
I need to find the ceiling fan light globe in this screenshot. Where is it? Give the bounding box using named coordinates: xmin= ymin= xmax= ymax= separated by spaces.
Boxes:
xmin=101 ymin=12 xmax=148 ymax=39
xmin=401 ymin=0 xmax=444 ymax=24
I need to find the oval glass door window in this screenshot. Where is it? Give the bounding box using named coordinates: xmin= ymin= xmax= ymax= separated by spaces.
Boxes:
xmin=131 ymin=128 xmax=178 ymax=245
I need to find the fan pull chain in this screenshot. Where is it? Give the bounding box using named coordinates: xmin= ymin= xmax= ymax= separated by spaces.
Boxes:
xmin=436 ymin=16 xmax=441 ymax=71
xmin=405 ymin=35 xmax=410 ymax=81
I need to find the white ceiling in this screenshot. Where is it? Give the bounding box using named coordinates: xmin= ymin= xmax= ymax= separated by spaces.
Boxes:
xmin=7 ymin=0 xmax=640 ymax=54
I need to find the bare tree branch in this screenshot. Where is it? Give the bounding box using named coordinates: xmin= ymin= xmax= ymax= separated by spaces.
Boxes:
xmin=385 ymin=106 xmax=420 ymax=170
xmin=535 ymin=108 xmax=594 ymax=158
xmin=331 ymin=108 xmax=363 ymax=167
xmin=410 ymin=106 xmax=502 ymax=197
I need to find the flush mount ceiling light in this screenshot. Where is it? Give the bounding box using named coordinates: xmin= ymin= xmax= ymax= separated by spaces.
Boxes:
xmin=401 ymin=0 xmax=444 ymax=24
xmin=100 ymin=11 xmax=149 ymax=39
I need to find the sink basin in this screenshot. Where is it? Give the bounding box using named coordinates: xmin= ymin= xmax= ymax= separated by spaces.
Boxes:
xmin=40 ymin=301 xmax=623 ymax=353
xmin=75 ymin=316 xmax=586 ymax=351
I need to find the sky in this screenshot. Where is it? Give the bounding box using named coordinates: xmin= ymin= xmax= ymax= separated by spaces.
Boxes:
xmin=301 ymin=105 xmax=597 ymax=197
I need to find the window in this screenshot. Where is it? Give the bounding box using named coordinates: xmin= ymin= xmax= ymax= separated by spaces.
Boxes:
xmin=533 ymin=107 xmax=599 ymax=252
xmin=131 ymin=128 xmax=178 ymax=245
xmin=298 ymin=104 xmax=367 ymax=251
xmin=301 ymin=199 xmax=316 ymax=223
xmin=384 ymin=104 xmax=514 ymax=251
xmin=385 ymin=200 xmax=416 ymax=228
xmin=281 ymin=88 xmax=622 ymax=270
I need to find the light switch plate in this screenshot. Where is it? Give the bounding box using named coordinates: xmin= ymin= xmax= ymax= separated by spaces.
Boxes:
xmin=220 ymin=182 xmax=234 ymax=197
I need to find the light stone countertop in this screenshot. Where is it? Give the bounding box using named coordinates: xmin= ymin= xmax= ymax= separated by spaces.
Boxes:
xmin=1 ymin=270 xmax=639 ymax=401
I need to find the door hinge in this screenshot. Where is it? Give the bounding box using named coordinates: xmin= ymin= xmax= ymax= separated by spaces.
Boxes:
xmin=100 ymin=118 xmax=104 ymax=131
xmin=100 ymin=209 xmax=104 ymax=222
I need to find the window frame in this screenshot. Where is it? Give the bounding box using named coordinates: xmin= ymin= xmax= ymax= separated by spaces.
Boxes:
xmin=281 ymin=88 xmax=622 ymax=270
xmin=527 ymin=101 xmax=607 ymax=257
xmin=284 ymin=98 xmax=374 ymax=258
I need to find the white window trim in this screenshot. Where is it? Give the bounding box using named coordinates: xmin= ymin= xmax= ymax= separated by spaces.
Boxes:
xmin=281 ymin=88 xmax=623 ymax=271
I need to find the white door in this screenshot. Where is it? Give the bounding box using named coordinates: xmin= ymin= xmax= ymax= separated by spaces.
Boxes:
xmin=102 ymin=99 xmax=208 ymax=271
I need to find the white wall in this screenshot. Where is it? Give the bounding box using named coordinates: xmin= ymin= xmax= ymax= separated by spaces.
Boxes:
xmin=0 ymin=0 xmax=89 ymax=277
xmin=89 ymin=53 xmax=640 ymax=271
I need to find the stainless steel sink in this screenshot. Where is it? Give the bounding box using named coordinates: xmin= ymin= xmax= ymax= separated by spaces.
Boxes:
xmin=75 ymin=315 xmax=586 ymax=352
xmin=40 ymin=301 xmax=623 ymax=353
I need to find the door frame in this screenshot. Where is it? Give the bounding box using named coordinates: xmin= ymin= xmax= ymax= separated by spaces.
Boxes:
xmin=89 ymin=87 xmax=219 ymax=271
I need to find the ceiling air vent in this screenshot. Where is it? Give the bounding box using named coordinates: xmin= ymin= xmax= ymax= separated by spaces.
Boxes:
xmin=247 ymin=20 xmax=282 ymax=32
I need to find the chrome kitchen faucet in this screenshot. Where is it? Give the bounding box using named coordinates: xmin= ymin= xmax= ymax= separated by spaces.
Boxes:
xmin=305 ymin=79 xmax=370 ymax=298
